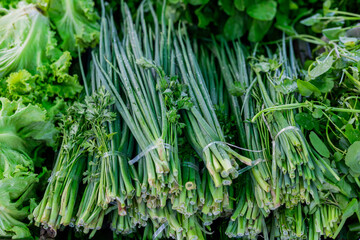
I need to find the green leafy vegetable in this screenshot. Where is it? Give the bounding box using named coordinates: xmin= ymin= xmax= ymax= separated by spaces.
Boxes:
xmin=0 ymin=174 xmax=38 ymax=239
xmin=47 ymin=0 xmax=100 ymax=55
xmin=345 ymin=141 xmax=360 ymax=177
xmin=309 ymin=131 xmax=330 ymax=158
xmin=0 ymin=2 xmax=82 ymax=113
xmin=309 ymin=56 xmax=335 ymax=79
xmin=297 ymin=79 xmax=320 ymax=97
xmin=0 ymin=97 xmax=56 ymax=239
xmin=246 ymin=0 xmax=277 ymax=21
xmin=0 ymin=3 xmax=61 ymax=77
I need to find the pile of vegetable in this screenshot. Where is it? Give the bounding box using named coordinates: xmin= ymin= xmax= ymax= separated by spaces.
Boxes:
xmin=3 ymin=0 xmax=360 ymax=239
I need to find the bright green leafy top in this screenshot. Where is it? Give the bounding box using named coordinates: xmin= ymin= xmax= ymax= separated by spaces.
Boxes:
xmin=47 ymin=0 xmax=100 ymax=55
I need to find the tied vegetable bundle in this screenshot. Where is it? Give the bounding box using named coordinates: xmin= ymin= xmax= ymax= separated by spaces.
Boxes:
xmin=93 ymin=2 xmax=187 ymax=203
xmin=89 ymin=1 xmax=249 ymax=239
xmin=33 ymin=88 xmax=118 ymax=235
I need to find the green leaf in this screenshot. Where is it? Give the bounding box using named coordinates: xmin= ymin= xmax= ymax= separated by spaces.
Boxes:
xmin=295 ymin=112 xmax=315 ymax=130
xmin=195 ymin=6 xmax=214 ymax=28
xmin=274 ymin=78 xmax=297 ymax=94
xmin=309 ymin=131 xmax=330 ymax=158
xmin=322 ymin=27 xmax=344 ymax=40
xmin=274 ymin=12 xmax=296 ymax=35
xmin=312 ymin=108 xmax=323 ymax=118
xmin=234 ymin=0 xmax=248 ymax=11
xmin=340 ymin=36 xmax=358 ymax=47
xmin=6 ymin=70 xmax=35 ymax=95
xmin=300 ymin=13 xmax=322 ymax=26
xmin=345 ymin=141 xmax=360 ymax=177
xmin=0 ymin=174 xmax=37 ymax=239
xmin=334 ymin=152 xmax=343 ymax=162
xmin=323 ymin=0 xmax=332 ymax=13
xmin=297 ymin=79 xmax=320 ymax=97
xmin=275 ymin=23 xmax=296 ymax=36
xmin=246 ymin=0 xmax=277 ymax=21
xmin=248 ymin=19 xmax=272 ymax=42
xmin=310 ymin=77 xmax=334 ymax=93
xmin=220 ymin=0 xmax=236 ymax=15
xmin=336 ymin=179 xmax=356 ymax=198
xmin=345 ymin=124 xmax=360 ymax=144
xmin=309 ymin=56 xmax=334 ymax=79
xmin=48 ymin=0 xmax=100 ymax=55
xmin=333 ymin=198 xmax=358 ymax=238
xmin=0 ymin=3 xmax=59 ymax=77
xmin=224 ymin=13 xmax=246 ymax=40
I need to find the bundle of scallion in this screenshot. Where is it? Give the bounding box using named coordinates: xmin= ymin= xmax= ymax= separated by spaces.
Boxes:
xmin=225 ymin=174 xmax=267 ymax=239
xmin=110 ymin=197 xmax=148 ymax=235
xmin=143 ymin=205 xmax=207 ymax=240
xmin=249 ymin=39 xmax=340 ymax=208
xmin=213 ymin=39 xmax=275 ymax=212
xmin=173 ymin=29 xmax=253 ymax=188
xmin=197 ymin=44 xmax=232 ymax=126
xmin=270 ymin=198 xmax=346 ymax=240
xmin=93 ymin=2 xmax=193 ymax=206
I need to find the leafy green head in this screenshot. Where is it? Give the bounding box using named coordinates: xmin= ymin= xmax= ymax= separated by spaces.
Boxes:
xmin=48 ymin=0 xmax=100 ymax=55
xmin=0 ymin=98 xmax=57 ymax=153
xmin=0 ymin=2 xmax=61 ymax=78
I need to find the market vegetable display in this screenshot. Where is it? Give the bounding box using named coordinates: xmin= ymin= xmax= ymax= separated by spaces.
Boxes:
xmin=3 ymin=0 xmax=360 ymax=240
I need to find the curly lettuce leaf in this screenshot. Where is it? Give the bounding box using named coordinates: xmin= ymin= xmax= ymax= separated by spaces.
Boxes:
xmin=0 ymin=173 xmax=37 ymax=239
xmin=48 ymin=0 xmax=100 ymax=55
xmin=1 ymin=51 xmax=82 ymax=114
xmin=0 ymin=98 xmax=57 ymax=152
xmin=48 ymin=51 xmax=83 ymax=98
xmin=0 ymin=2 xmax=62 ymax=78
xmin=0 ymin=148 xmax=34 ymax=179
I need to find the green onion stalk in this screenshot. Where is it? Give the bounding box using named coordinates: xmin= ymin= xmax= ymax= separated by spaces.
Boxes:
xmin=74 ymin=9 xmax=140 ymax=233
xmin=270 ymin=201 xmax=342 ymax=240
xmin=93 ymin=2 xmax=186 ymax=205
xmin=271 ymin=204 xmax=306 ymax=240
xmin=213 ymin=39 xmax=275 ymax=212
xmin=91 ymin=9 xmax=139 ymax=208
xmin=76 ymin=14 xmax=140 ymax=221
xmin=195 ymin=42 xmax=238 ymax=223
xmin=143 ymin=204 xmax=207 ymax=240
xmin=110 ymin=198 xmax=148 ymax=236
xmin=74 ymin=87 xmax=136 ymax=236
xmin=171 ymin=156 xmax=201 ymax=217
xmin=200 ymin=171 xmax=234 ymax=226
xmin=225 ymin=174 xmax=267 ymax=239
xmin=250 ymin=39 xmax=339 ymax=208
xmin=173 ymin=29 xmax=252 ymax=188
xmin=33 ymin=90 xmax=114 ymax=231
xmin=197 ymin=44 xmax=232 ymax=126
xmin=74 ymin=154 xmax=107 ymax=238
xmin=308 ymin=203 xmax=341 ymax=239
